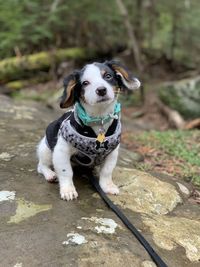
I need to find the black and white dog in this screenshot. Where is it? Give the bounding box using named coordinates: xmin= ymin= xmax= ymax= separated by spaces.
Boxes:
xmin=37 ymin=61 xmax=140 ymax=200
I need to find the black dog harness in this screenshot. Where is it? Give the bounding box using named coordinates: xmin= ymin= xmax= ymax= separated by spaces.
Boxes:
xmin=45 ymin=109 xmax=121 ymax=167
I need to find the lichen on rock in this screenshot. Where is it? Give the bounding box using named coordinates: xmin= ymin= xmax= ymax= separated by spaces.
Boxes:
xmin=142 ymin=215 xmax=200 ymax=262
xmin=110 ymin=167 xmax=182 ymax=215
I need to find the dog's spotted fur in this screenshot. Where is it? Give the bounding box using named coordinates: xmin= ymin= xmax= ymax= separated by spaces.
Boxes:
xmin=37 ymin=61 xmax=140 ymax=200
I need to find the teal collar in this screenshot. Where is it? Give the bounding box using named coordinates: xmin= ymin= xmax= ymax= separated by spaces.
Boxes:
xmin=75 ymin=102 xmax=121 ymax=126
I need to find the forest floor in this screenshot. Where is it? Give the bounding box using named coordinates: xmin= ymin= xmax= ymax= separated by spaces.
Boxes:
xmin=121 ymin=89 xmax=200 ymax=188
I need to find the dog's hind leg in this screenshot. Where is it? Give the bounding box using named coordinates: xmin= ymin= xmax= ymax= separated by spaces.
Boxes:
xmin=37 ymin=137 xmax=57 ymax=182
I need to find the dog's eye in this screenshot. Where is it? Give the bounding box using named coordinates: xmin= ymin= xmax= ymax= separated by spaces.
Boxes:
xmin=104 ymin=73 xmax=112 ymax=80
xmin=82 ymin=80 xmax=90 ymax=86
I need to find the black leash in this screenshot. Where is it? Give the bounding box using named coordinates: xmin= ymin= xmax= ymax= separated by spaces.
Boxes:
xmin=89 ymin=174 xmax=168 ymax=267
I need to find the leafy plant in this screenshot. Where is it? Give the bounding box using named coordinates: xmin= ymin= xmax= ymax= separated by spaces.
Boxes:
xmin=133 ymin=130 xmax=200 ymax=186
xmin=0 ymin=0 xmax=199 ymax=70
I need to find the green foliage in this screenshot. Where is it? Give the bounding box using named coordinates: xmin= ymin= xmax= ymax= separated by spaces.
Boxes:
xmin=0 ymin=47 xmax=87 ymax=82
xmin=119 ymin=91 xmax=142 ymax=106
xmin=0 ymin=0 xmax=124 ymax=58
xmin=139 ymin=130 xmax=200 ymax=165
xmin=0 ymin=0 xmax=199 ymax=68
xmin=137 ymin=130 xmax=200 ymax=185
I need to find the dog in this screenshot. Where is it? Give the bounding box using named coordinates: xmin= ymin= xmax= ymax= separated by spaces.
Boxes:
xmin=37 ymin=61 xmax=140 ymax=201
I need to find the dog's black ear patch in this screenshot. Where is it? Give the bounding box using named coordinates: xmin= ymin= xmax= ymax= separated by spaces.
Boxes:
xmin=105 ymin=60 xmax=141 ymax=91
xmin=60 ymin=72 xmax=79 ymax=109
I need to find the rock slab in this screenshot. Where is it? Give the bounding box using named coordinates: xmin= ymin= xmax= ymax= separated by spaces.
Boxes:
xmin=0 ymin=95 xmax=199 ymax=267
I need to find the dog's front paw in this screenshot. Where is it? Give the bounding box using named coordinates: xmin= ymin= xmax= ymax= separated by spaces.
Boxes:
xmin=100 ymin=181 xmax=119 ymax=195
xmin=37 ymin=164 xmax=57 ymax=183
xmin=45 ymin=170 xmax=57 ymax=183
xmin=60 ymin=185 xmax=78 ymax=201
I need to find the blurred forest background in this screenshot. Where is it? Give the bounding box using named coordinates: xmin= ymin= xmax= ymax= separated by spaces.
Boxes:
xmin=0 ymin=0 xmax=199 ymax=67
xmin=0 ymin=0 xmax=199 ymax=186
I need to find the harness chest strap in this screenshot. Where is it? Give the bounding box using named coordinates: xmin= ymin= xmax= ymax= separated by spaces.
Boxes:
xmin=59 ymin=112 xmax=121 ymax=167
xmin=45 ymin=103 xmax=121 ymax=166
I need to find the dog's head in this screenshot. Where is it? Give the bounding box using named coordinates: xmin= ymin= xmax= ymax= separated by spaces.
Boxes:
xmin=60 ymin=61 xmax=141 ymax=108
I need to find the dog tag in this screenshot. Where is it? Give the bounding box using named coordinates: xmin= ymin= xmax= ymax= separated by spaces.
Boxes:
xmin=97 ymin=133 xmax=105 ymax=143
xmin=97 ymin=128 xmax=106 ymax=143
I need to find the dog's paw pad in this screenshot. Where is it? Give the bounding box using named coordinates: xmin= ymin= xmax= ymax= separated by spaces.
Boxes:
xmin=100 ymin=182 xmax=119 ymax=195
xmin=60 ymin=186 xmax=78 ymax=201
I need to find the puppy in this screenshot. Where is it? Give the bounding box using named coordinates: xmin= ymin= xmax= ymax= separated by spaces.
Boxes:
xmin=37 ymin=61 xmax=140 ymax=200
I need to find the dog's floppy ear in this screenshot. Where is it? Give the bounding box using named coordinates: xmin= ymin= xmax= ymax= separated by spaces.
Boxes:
xmin=105 ymin=60 xmax=141 ymax=90
xmin=60 ymin=72 xmax=79 ymax=109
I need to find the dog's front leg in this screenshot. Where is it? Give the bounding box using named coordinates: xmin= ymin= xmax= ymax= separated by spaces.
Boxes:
xmin=53 ymin=136 xmax=78 ymax=201
xmin=99 ymin=145 xmax=119 ymax=195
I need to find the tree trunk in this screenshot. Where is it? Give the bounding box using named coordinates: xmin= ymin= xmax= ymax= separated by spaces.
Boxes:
xmin=115 ymin=0 xmax=143 ymax=72
xmin=135 ymin=0 xmax=143 ymax=42
xmin=170 ymin=12 xmax=178 ymax=62
xmin=0 ymin=48 xmax=90 ymax=84
xmin=148 ymin=0 xmax=156 ymax=49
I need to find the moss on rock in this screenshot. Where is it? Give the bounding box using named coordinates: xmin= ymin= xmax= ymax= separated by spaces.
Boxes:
xmin=159 ymin=76 xmax=200 ymax=119
xmin=0 ymin=47 xmax=90 ymax=83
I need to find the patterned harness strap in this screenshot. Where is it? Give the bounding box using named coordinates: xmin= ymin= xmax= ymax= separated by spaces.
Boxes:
xmin=60 ymin=112 xmax=121 ymax=167
xmin=45 ymin=110 xmax=121 ymax=167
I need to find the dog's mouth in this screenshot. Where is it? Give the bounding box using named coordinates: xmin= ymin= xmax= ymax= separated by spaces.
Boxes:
xmin=96 ymin=96 xmax=112 ymax=103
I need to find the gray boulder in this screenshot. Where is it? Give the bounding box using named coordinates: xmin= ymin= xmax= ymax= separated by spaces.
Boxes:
xmin=159 ymin=76 xmax=200 ymax=119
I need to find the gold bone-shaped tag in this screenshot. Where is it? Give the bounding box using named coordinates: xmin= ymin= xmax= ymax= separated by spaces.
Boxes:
xmin=97 ymin=133 xmax=105 ymax=143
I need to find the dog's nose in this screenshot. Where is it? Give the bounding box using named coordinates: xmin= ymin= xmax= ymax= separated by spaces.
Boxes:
xmin=96 ymin=87 xmax=107 ymax=96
